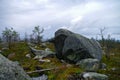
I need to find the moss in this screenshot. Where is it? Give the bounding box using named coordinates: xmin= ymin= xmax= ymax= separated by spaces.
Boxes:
xmin=1 ymin=42 xmax=120 ymax=80
xmin=98 ymin=53 xmax=120 ymax=80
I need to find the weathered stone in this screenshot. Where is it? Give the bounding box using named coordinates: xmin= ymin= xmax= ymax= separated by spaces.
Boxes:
xmin=25 ymin=54 xmax=31 ymax=59
xmin=99 ymin=63 xmax=107 ymax=70
xmin=67 ymin=72 xmax=108 ymax=80
xmin=7 ymin=53 xmax=15 ymax=59
xmin=81 ymin=72 xmax=108 ymax=80
xmin=51 ymin=29 xmax=102 ymax=63
xmin=45 ymin=48 xmax=51 ymax=51
xmin=76 ymin=58 xmax=100 ymax=71
xmin=39 ymin=59 xmax=50 ymax=63
xmin=2 ymin=47 xmax=9 ymax=50
xmin=29 ymin=46 xmax=55 ymax=59
xmin=32 ymin=74 xmax=48 ymax=80
xmin=0 ymin=54 xmax=31 ymax=80
xmin=40 ymin=43 xmax=47 ymax=48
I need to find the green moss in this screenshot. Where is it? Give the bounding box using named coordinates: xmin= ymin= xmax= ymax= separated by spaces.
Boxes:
xmin=1 ymin=42 xmax=120 ymax=80
xmin=98 ymin=53 xmax=120 ymax=80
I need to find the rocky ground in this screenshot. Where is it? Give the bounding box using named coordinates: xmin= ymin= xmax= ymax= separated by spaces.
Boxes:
xmin=0 ymin=29 xmax=120 ymax=80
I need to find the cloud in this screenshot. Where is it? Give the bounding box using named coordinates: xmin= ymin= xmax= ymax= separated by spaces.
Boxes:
xmin=0 ymin=0 xmax=120 ymax=39
xmin=71 ymin=16 xmax=83 ymax=25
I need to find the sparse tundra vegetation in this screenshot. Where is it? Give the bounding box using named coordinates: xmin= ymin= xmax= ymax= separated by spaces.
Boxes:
xmin=0 ymin=27 xmax=120 ymax=80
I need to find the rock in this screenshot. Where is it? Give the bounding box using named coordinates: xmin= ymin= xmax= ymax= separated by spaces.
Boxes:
xmin=7 ymin=53 xmax=16 ymax=59
xmin=32 ymin=74 xmax=48 ymax=80
xmin=99 ymin=63 xmax=107 ymax=70
xmin=39 ymin=59 xmax=50 ymax=63
xmin=0 ymin=54 xmax=31 ymax=80
xmin=27 ymin=42 xmax=35 ymax=47
xmin=111 ymin=67 xmax=117 ymax=71
xmin=67 ymin=72 xmax=108 ymax=80
xmin=40 ymin=43 xmax=47 ymax=48
xmin=51 ymin=29 xmax=102 ymax=63
xmin=29 ymin=46 xmax=55 ymax=59
xmin=2 ymin=47 xmax=9 ymax=50
xmin=25 ymin=54 xmax=31 ymax=58
xmin=81 ymin=72 xmax=108 ymax=80
xmin=45 ymin=48 xmax=51 ymax=51
xmin=33 ymin=55 xmax=43 ymax=60
xmin=76 ymin=58 xmax=100 ymax=71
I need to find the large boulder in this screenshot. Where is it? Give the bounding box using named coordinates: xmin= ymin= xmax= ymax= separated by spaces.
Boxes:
xmin=51 ymin=29 xmax=102 ymax=63
xmin=0 ymin=54 xmax=31 ymax=80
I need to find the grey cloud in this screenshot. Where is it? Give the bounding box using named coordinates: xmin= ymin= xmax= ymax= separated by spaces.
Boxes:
xmin=0 ymin=0 xmax=120 ymax=39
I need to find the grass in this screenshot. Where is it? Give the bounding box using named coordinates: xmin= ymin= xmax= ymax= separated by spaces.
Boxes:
xmin=98 ymin=53 xmax=120 ymax=80
xmin=0 ymin=42 xmax=120 ymax=80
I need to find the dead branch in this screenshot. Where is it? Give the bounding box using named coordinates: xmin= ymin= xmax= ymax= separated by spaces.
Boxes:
xmin=27 ymin=67 xmax=57 ymax=74
xmin=26 ymin=64 xmax=70 ymax=74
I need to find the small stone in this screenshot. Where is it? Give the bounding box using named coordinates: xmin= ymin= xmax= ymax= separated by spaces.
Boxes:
xmin=111 ymin=67 xmax=117 ymax=71
xmin=76 ymin=58 xmax=100 ymax=71
xmin=39 ymin=59 xmax=50 ymax=62
xmin=32 ymin=74 xmax=48 ymax=80
xmin=100 ymin=63 xmax=107 ymax=70
xmin=7 ymin=53 xmax=15 ymax=59
xmin=40 ymin=43 xmax=47 ymax=48
xmin=82 ymin=72 xmax=108 ymax=80
xmin=2 ymin=47 xmax=9 ymax=50
xmin=25 ymin=54 xmax=31 ymax=58
xmin=45 ymin=48 xmax=51 ymax=51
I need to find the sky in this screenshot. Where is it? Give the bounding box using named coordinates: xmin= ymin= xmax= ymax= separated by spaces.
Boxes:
xmin=0 ymin=0 xmax=120 ymax=40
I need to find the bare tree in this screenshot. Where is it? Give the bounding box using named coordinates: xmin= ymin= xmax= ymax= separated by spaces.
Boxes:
xmin=0 ymin=36 xmax=2 ymax=43
xmin=99 ymin=27 xmax=111 ymax=59
xmin=32 ymin=26 xmax=44 ymax=44
xmin=105 ymin=34 xmax=111 ymax=59
xmin=24 ymin=32 xmax=28 ymax=42
xmin=99 ymin=27 xmax=106 ymax=47
xmin=29 ymin=34 xmax=34 ymax=43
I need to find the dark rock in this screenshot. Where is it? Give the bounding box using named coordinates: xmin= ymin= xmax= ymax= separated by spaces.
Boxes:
xmin=0 ymin=54 xmax=31 ymax=80
xmin=99 ymin=63 xmax=107 ymax=70
xmin=67 ymin=74 xmax=81 ymax=80
xmin=52 ymin=29 xmax=102 ymax=63
xmin=35 ymin=66 xmax=44 ymax=76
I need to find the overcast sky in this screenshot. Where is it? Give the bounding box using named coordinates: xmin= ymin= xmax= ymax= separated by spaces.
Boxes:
xmin=0 ymin=0 xmax=120 ymax=39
